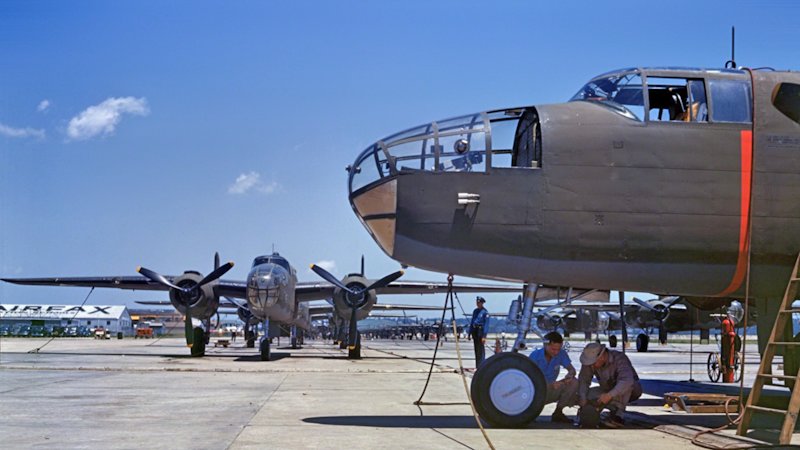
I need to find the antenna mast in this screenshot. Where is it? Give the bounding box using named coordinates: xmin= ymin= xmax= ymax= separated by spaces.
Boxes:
xmin=725 ymin=26 xmax=737 ymax=69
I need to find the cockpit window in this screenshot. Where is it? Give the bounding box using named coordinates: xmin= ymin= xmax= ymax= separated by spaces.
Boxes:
xmin=252 ymin=255 xmax=290 ymax=271
xmin=708 ymin=79 xmax=752 ymax=123
xmin=647 ymin=77 xmax=707 ymax=122
xmin=570 ymin=72 xmax=645 ymax=121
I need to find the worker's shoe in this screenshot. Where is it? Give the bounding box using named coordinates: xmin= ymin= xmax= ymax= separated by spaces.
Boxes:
xmin=600 ymin=413 xmax=625 ymax=429
xmin=551 ymin=411 xmax=573 ymax=424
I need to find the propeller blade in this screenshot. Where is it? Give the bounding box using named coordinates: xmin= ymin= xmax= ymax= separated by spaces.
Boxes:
xmin=310 ymin=264 xmax=356 ymax=294
xmin=214 ymin=252 xmax=220 ymax=270
xmin=364 ymin=270 xmax=405 ymax=292
xmin=185 ymin=308 xmax=194 ymax=347
xmin=663 ymin=296 xmax=682 ymax=307
xmin=137 ymin=266 xmax=184 ymax=291
xmin=348 ymin=307 xmax=358 ymax=349
xmin=360 ymin=255 xmax=365 ymax=277
xmin=198 ymin=261 xmax=234 ymax=286
xmin=632 ymin=297 xmax=657 ymax=311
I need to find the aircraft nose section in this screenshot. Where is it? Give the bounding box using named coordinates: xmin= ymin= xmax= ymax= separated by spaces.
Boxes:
xmin=247 ymin=265 xmax=283 ymax=309
xmin=349 ymin=178 xmax=398 ymax=257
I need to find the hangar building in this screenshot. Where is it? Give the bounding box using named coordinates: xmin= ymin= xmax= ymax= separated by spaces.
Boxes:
xmin=0 ymin=304 xmax=133 ymax=335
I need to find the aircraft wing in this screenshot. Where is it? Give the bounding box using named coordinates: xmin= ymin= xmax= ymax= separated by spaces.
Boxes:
xmin=1 ymin=276 xmax=169 ymax=291
xmin=2 ymin=276 xmax=249 ymax=299
xmin=294 ymin=280 xmax=520 ymax=302
xmin=134 ymin=298 xmax=243 ymax=309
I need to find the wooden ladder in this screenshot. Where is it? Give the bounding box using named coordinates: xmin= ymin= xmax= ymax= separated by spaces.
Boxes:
xmin=737 ymin=252 xmax=800 ymax=444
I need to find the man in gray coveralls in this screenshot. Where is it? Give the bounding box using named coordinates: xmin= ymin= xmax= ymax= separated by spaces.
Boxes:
xmin=577 ymin=342 xmax=642 ymax=428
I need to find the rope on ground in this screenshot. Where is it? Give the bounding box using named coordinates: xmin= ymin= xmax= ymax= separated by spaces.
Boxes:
xmin=414 ymin=279 xmax=453 ymax=405
xmin=27 ymin=287 xmax=95 ymax=354
xmin=413 ymin=275 xmax=495 ymax=450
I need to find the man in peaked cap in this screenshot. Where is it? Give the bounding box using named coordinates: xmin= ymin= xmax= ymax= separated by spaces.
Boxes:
xmin=468 ymin=296 xmax=489 ymax=368
xmin=577 ymin=342 xmax=642 ymax=428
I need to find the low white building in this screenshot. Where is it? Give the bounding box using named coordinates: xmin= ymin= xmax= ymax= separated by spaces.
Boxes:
xmin=0 ymin=304 xmax=133 ymax=335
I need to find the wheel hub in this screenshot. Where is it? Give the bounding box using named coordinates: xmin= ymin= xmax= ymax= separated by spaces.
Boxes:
xmin=488 ymin=368 xmax=535 ymax=415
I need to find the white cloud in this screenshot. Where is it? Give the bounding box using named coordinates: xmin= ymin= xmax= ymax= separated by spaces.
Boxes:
xmin=315 ymin=260 xmax=337 ymax=275
xmin=227 ymin=172 xmax=281 ymax=195
xmin=0 ymin=122 xmax=45 ymax=139
xmin=66 ymin=97 xmax=149 ymax=140
xmin=37 ymin=99 xmax=50 ymax=112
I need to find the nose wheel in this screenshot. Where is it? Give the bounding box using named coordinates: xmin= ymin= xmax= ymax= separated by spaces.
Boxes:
xmin=260 ymin=338 xmax=271 ymax=361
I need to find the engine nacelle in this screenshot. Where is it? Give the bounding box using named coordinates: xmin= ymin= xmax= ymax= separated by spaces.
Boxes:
xmin=536 ymin=313 xmax=562 ymax=331
xmin=333 ymin=274 xmax=377 ymax=321
xmin=168 ymin=271 xmax=219 ymax=321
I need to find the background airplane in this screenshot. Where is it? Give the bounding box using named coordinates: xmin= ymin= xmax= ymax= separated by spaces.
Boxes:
xmin=2 ymin=252 xmax=520 ymax=360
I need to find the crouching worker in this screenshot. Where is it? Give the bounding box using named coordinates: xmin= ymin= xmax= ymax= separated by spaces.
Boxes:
xmin=577 ymin=343 xmax=642 ymax=428
xmin=529 ymin=331 xmax=578 ymax=423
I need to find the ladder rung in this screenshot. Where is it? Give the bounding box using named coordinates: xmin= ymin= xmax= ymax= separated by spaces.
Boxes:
xmin=791 ymin=277 xmax=800 ymax=282
xmin=746 ymin=405 xmax=787 ymax=415
xmin=780 ymin=309 xmax=800 ymax=314
xmin=757 ymin=374 xmax=798 ymax=381
xmin=768 ymin=342 xmax=800 ymax=346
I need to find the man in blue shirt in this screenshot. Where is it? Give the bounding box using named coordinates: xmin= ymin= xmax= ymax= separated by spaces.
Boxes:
xmin=468 ymin=296 xmax=489 ymax=367
xmin=529 ymin=331 xmax=578 ymax=423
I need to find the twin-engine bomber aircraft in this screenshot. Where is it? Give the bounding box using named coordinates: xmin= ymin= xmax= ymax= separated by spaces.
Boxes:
xmin=346 ymin=66 xmax=800 ymax=426
xmin=2 ymin=252 xmax=520 ymax=360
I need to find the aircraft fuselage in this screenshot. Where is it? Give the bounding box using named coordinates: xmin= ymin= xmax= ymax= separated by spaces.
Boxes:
xmin=348 ymin=67 xmax=800 ymax=300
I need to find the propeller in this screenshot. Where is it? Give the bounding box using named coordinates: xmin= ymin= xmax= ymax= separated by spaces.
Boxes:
xmin=137 ymin=253 xmax=234 ymax=348
xmin=309 ymin=263 xmax=404 ymax=351
xmin=633 ymin=296 xmax=682 ymax=342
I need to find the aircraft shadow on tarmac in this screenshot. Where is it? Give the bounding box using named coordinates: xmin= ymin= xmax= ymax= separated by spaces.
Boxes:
xmin=233 ymin=352 xmax=291 ymax=362
xmin=302 ymin=414 xmax=653 ymax=430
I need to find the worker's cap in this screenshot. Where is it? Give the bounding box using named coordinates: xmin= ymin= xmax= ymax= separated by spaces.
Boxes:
xmin=476 ymin=296 xmax=486 ymax=303
xmin=579 ymin=342 xmax=606 ymax=365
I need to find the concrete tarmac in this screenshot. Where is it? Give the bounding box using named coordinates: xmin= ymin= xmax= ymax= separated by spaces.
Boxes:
xmin=0 ymin=336 xmax=797 ymax=449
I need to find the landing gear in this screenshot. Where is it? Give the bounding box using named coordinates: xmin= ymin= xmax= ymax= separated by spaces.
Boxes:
xmin=609 ymin=334 xmax=618 ymax=348
xmin=290 ymin=325 xmax=301 ymax=349
xmin=191 ymin=327 xmax=206 ymax=357
xmin=470 ymin=352 xmax=547 ymax=428
xmin=707 ymin=352 xmax=721 ymax=382
xmin=259 ymin=338 xmax=271 ymax=361
xmin=244 ymin=326 xmax=255 ymax=348
xmin=658 ymin=327 xmax=668 ymax=345
xmin=348 ymin=332 xmax=361 ymax=359
xmin=260 ymin=318 xmax=271 ymax=361
xmin=636 ymin=333 xmax=650 ymax=352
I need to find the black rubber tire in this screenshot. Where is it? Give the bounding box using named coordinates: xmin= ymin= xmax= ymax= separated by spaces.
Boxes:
xmin=608 ymin=335 xmax=618 ymax=348
xmin=291 ymin=337 xmax=298 ymax=349
xmin=191 ymin=327 xmax=206 ymax=357
xmin=470 ymin=352 xmax=547 ymax=428
xmin=260 ymin=339 xmax=270 ymax=361
xmin=636 ymin=333 xmax=649 ymax=352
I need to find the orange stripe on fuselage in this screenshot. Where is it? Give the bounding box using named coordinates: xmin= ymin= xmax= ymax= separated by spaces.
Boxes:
xmin=716 ymin=130 xmax=753 ymax=297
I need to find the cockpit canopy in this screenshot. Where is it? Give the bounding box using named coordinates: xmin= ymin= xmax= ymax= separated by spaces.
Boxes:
xmin=252 ymin=253 xmax=291 ymax=271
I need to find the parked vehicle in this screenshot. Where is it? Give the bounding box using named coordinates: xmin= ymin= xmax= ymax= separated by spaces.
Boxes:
xmin=16 ymin=325 xmax=31 ymax=337
xmin=94 ymin=327 xmax=111 ymax=339
xmin=0 ymin=325 xmax=12 ymax=336
xmin=29 ymin=325 xmax=50 ymax=337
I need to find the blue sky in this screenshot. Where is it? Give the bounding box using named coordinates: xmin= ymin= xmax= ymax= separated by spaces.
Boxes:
xmin=1 ymin=1 xmax=798 ymax=314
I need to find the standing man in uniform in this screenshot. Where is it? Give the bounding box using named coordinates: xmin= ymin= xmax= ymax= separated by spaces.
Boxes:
xmin=468 ymin=296 xmax=489 ymax=368
xmin=577 ymin=342 xmax=642 ymax=428
xmin=529 ymin=331 xmax=578 ymax=423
